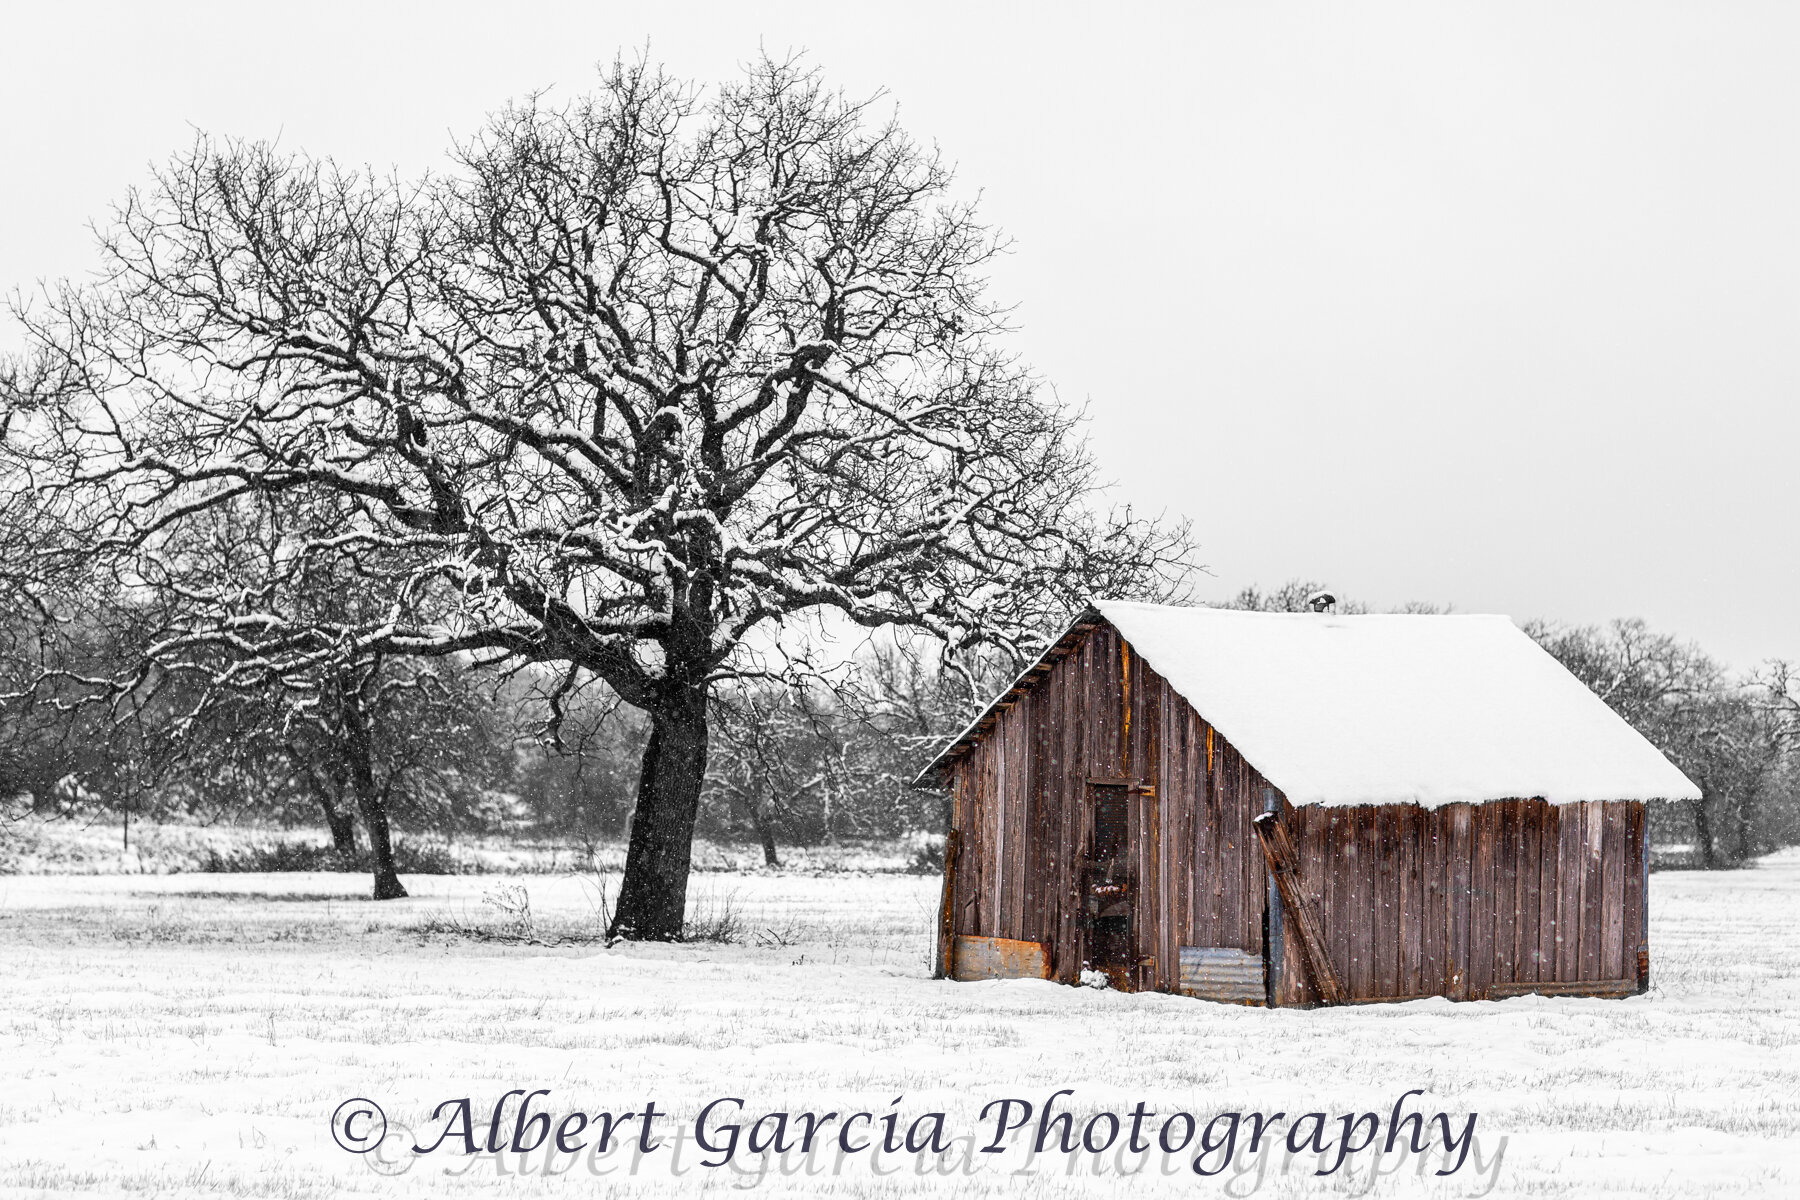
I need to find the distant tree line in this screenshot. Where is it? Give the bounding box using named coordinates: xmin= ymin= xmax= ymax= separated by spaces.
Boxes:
xmin=3 ymin=576 xmax=1793 ymax=877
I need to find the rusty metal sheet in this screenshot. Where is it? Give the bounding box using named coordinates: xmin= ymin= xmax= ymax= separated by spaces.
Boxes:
xmin=1179 ymin=946 xmax=1266 ymax=1005
xmin=951 ymin=935 xmax=1052 ymax=982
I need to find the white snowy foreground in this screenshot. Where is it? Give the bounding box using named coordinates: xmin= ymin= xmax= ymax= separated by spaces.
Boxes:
xmin=2 ymin=856 xmax=1798 ymax=1198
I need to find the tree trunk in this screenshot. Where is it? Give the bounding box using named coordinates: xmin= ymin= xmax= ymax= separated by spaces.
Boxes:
xmin=1691 ymin=793 xmax=1717 ymax=869
xmin=1733 ymin=785 xmax=1758 ymax=864
xmin=321 ymin=801 xmax=359 ymax=869
xmin=756 ymin=813 xmax=780 ymax=869
xmin=286 ymin=744 xmax=360 ymax=867
xmin=611 ymin=691 xmax=709 ymax=940
xmin=294 ymin=750 xmax=361 ymax=870
xmin=343 ymin=691 xmax=407 ymax=900
xmin=731 ymin=791 xmax=781 ymax=868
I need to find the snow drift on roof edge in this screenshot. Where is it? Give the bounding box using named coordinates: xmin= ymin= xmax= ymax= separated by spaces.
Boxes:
xmin=1093 ymin=601 xmax=1701 ymax=809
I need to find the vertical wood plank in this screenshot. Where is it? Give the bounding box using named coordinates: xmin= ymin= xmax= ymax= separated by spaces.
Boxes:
xmin=1517 ymin=799 xmax=1542 ymax=984
xmin=1398 ymin=804 xmax=1420 ymax=996
xmin=1019 ymin=690 xmax=1037 ymax=941
xmin=1099 ymin=626 xmax=1120 ymax=778
xmin=1162 ymin=682 xmax=1182 ymax=988
xmin=1222 ymin=750 xmax=1242 ymax=950
xmin=1180 ymin=714 xmax=1199 ymax=950
xmin=1354 ymin=810 xmax=1375 ymax=999
xmin=993 ymin=719 xmax=1007 ymax=941
xmin=1469 ymin=802 xmax=1495 ymax=998
xmin=1006 ymin=701 xmax=1023 ymax=941
xmin=1555 ymin=803 xmax=1581 ymax=981
xmin=1230 ymin=758 xmax=1247 ymax=951
xmin=1233 ymin=760 xmax=1249 ymax=952
xmin=1580 ymin=800 xmax=1605 ymax=981
xmin=1147 ymin=782 xmax=1163 ymax=989
xmin=1209 ymin=726 xmax=1224 ymax=949
xmin=1495 ymin=801 xmax=1519 ymax=986
xmin=1322 ymin=811 xmax=1340 ymax=996
xmin=1600 ymin=801 xmax=1626 ymax=980
xmin=1540 ymin=801 xmax=1557 ymax=981
xmin=1051 ymin=636 xmax=1065 ymax=978
xmin=1358 ymin=809 xmax=1380 ymax=998
xmin=1622 ymin=800 xmax=1646 ymax=990
xmin=1249 ymin=779 xmax=1269 ymax=957
xmin=1449 ymin=803 xmax=1472 ymax=1000
xmin=1027 ymin=677 xmax=1046 ymax=947
xmin=1375 ymin=806 xmax=1398 ymax=998
xmin=1421 ymin=808 xmax=1441 ymax=993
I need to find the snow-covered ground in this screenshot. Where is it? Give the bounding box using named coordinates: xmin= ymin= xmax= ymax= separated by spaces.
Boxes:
xmin=2 ymin=856 xmax=1798 ymax=1197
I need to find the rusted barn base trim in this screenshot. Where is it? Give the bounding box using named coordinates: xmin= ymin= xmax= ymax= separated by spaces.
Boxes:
xmin=1488 ymin=979 xmax=1639 ymax=1000
xmin=950 ymin=935 xmax=1052 ymax=982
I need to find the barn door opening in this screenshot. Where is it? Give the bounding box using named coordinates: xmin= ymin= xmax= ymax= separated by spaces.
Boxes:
xmin=1083 ymin=784 xmax=1134 ymax=989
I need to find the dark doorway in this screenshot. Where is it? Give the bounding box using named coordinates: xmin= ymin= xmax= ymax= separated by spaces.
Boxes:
xmin=1083 ymin=784 xmax=1134 ymax=989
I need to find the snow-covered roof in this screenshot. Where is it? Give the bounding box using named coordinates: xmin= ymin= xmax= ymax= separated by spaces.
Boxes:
xmin=919 ymin=601 xmax=1701 ymax=809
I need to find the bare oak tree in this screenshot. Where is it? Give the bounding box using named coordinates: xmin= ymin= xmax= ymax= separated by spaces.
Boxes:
xmin=4 ymin=56 xmax=1192 ymax=938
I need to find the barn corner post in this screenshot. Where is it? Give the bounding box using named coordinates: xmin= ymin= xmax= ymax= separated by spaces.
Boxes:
xmin=1637 ymin=801 xmax=1651 ymax=995
xmin=934 ymin=827 xmax=961 ymax=980
xmin=1261 ymin=787 xmax=1286 ymax=1007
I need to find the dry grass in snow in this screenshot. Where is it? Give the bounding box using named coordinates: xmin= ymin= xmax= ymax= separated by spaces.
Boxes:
xmin=1 ymin=854 xmax=1798 ymax=1197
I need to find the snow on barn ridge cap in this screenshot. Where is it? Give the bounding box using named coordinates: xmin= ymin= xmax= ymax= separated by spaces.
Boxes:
xmin=1089 ymin=600 xmax=1701 ymax=809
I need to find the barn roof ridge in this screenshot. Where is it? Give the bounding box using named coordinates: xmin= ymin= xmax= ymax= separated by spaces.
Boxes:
xmin=913 ymin=599 xmax=1702 ymax=810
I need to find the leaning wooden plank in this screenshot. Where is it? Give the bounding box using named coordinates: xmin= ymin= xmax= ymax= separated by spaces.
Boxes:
xmin=1252 ymin=811 xmax=1345 ymax=1006
xmin=951 ymin=935 xmax=1052 ymax=982
xmin=1488 ymin=978 xmax=1638 ymax=1000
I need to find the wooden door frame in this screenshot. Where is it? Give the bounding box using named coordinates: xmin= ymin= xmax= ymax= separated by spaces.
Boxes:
xmin=1080 ymin=777 xmax=1157 ymax=990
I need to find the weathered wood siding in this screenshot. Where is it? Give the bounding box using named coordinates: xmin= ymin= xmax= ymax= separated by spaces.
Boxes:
xmin=943 ymin=618 xmax=1650 ymax=1005
xmin=1270 ymin=797 xmax=1648 ymax=1005
xmin=946 ymin=623 xmax=1267 ymax=992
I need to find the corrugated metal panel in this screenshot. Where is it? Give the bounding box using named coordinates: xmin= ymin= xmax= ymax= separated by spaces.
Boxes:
xmin=1179 ymin=946 xmax=1265 ymax=1005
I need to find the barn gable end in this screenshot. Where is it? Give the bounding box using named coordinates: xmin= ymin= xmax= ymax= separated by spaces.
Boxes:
xmin=942 ymin=619 xmax=1271 ymax=996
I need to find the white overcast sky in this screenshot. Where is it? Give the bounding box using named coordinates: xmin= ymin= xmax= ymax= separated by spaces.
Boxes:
xmin=3 ymin=2 xmax=1794 ymax=669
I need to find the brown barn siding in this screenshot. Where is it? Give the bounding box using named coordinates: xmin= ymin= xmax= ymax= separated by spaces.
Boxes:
xmin=941 ymin=619 xmax=1649 ymax=1005
xmin=1271 ymin=796 xmax=1648 ymax=1006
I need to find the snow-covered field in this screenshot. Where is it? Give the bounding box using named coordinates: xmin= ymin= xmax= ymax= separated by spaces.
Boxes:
xmin=2 ymin=856 xmax=1798 ymax=1197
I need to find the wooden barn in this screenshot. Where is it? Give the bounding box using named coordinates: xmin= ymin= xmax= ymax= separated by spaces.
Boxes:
xmin=917 ymin=601 xmax=1701 ymax=1006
